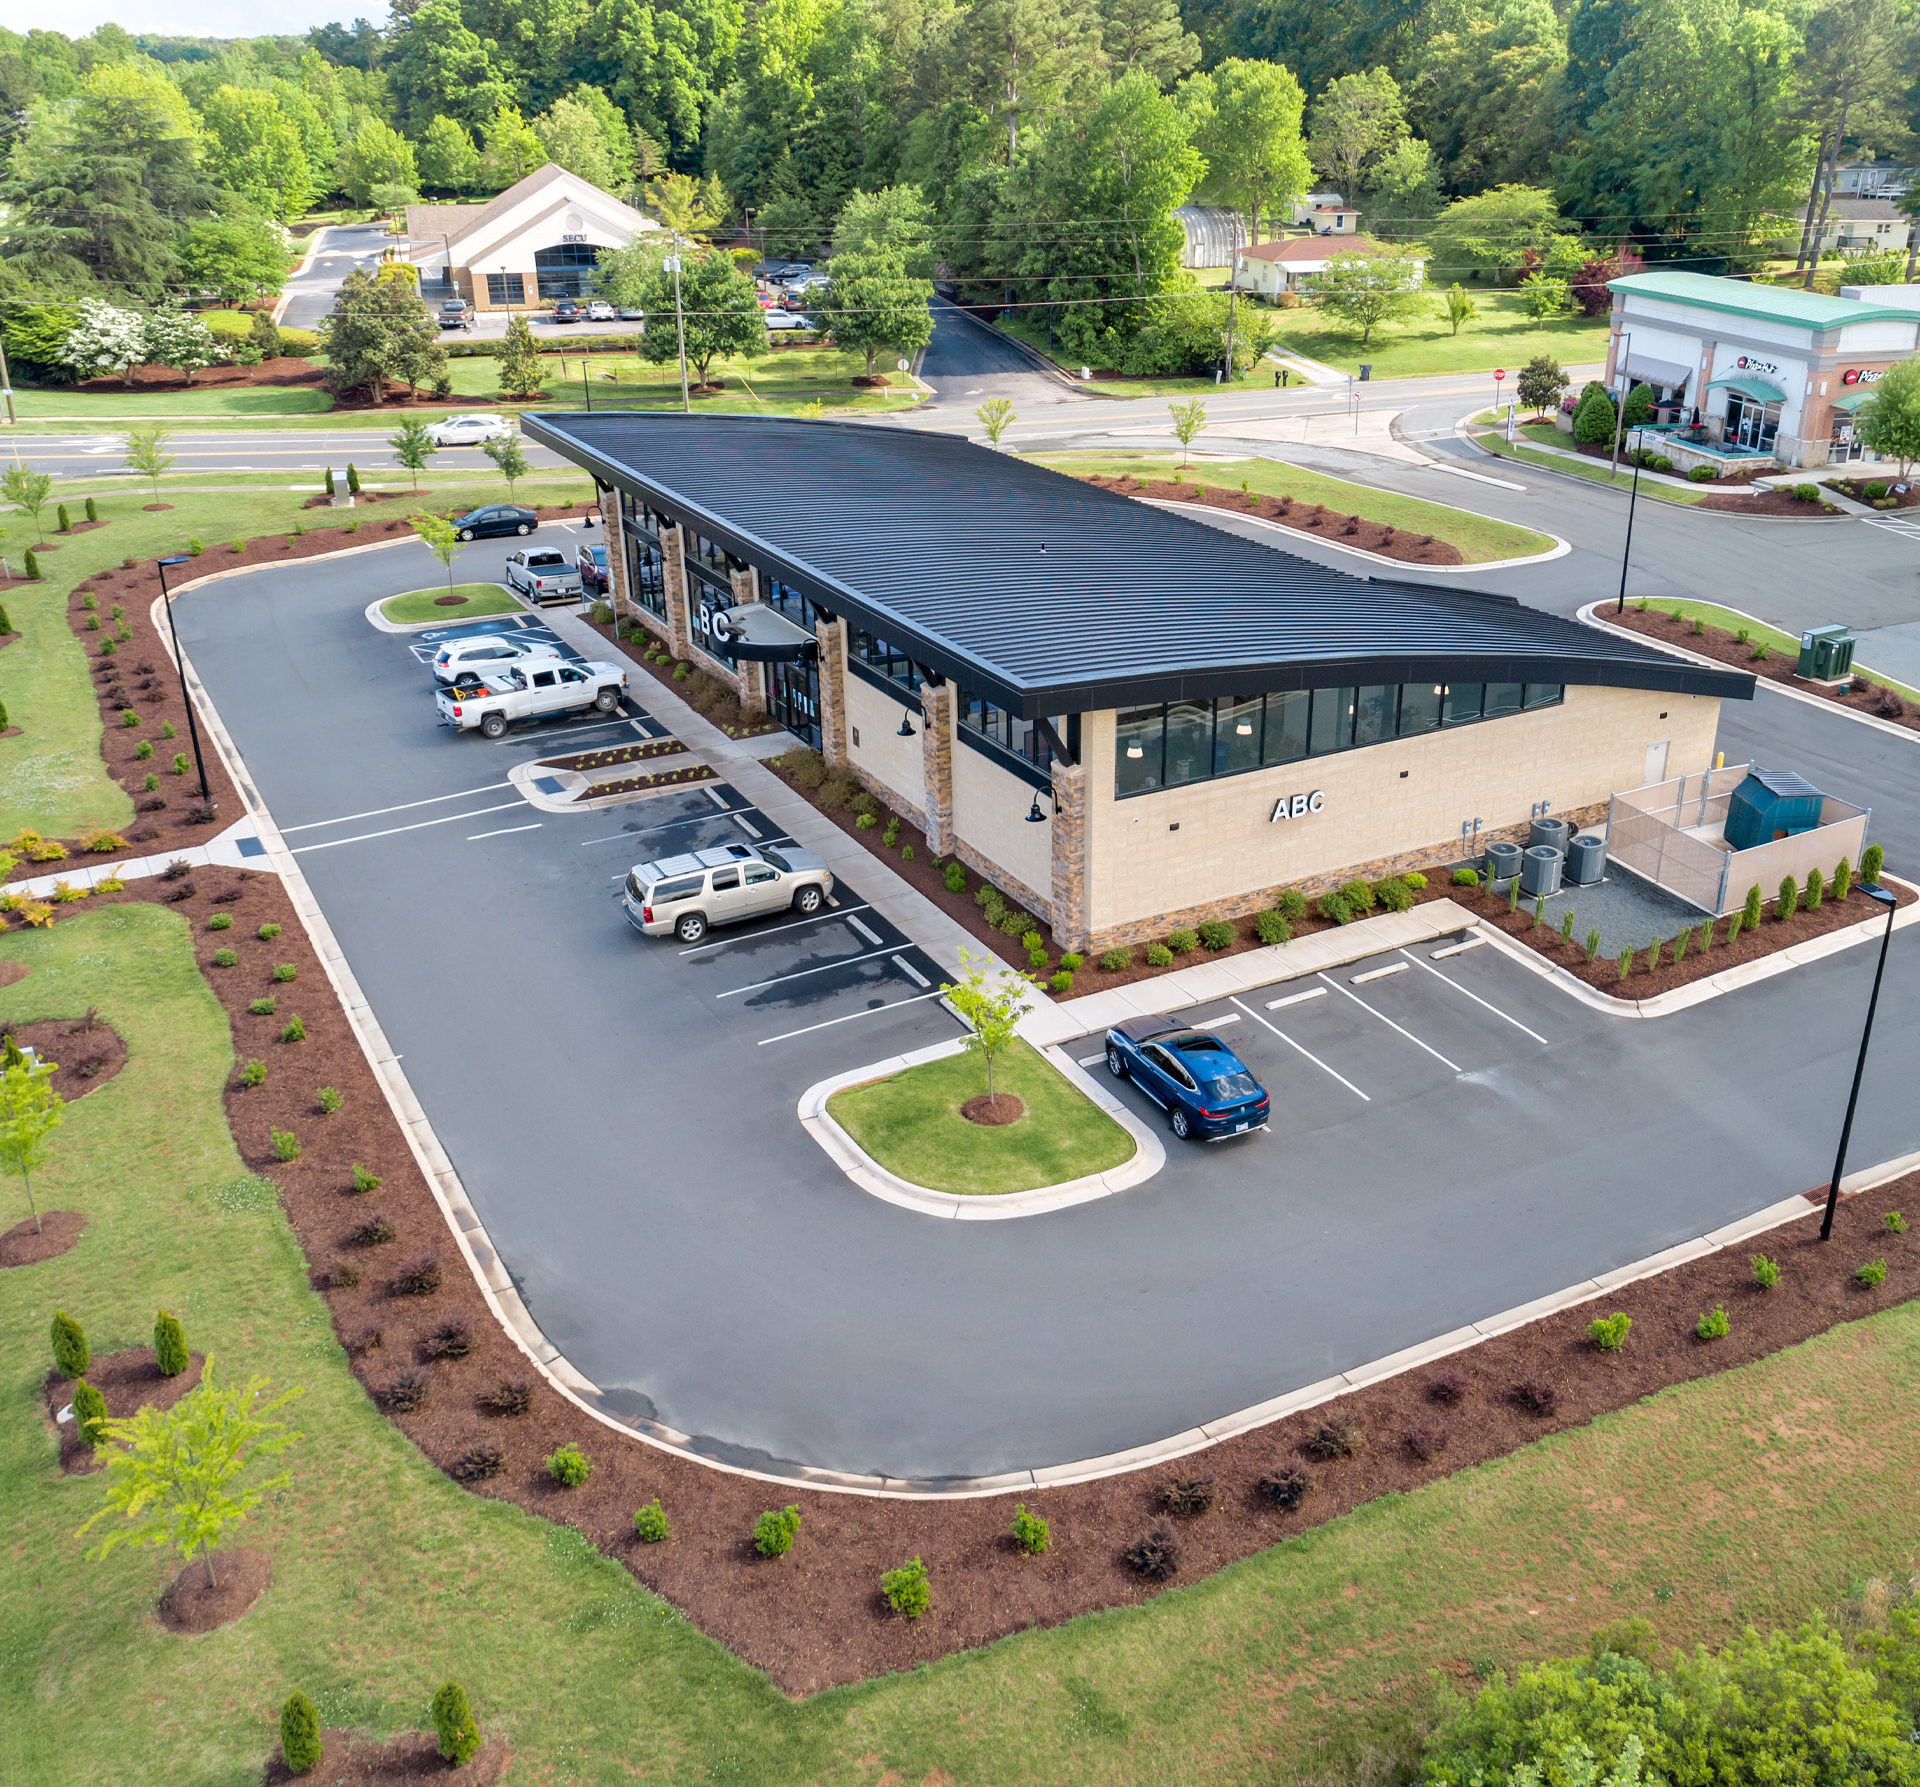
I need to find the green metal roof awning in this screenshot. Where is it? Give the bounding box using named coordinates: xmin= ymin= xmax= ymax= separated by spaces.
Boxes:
xmin=1830 ymin=388 xmax=1875 ymax=411
xmin=1705 ymin=375 xmax=1787 ymax=405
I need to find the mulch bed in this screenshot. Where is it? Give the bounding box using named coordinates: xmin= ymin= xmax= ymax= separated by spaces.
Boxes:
xmin=263 ymin=1731 xmax=510 ymax=1785
xmin=962 ymin=1092 xmax=1024 ymax=1125
xmin=0 ymin=1016 xmax=126 ymax=1100
xmin=156 ymin=1548 xmax=271 ymax=1634
xmin=1700 ymin=487 xmax=1843 ymax=516
xmin=541 ymin=739 xmax=683 ymax=773
xmin=44 ymin=1346 xmax=206 ymax=1473
xmin=1828 ymin=476 xmax=1920 ymax=511
xmin=69 ymin=357 xmax=325 ymax=395
xmin=0 ymin=1211 xmax=86 ymax=1268
xmin=1611 ymin=605 xmax=1920 ymax=731
xmin=578 ymin=617 xmax=786 ymax=738
xmin=589 ymin=765 xmax=714 ymax=796
xmin=1079 ymin=474 xmax=1467 ymax=566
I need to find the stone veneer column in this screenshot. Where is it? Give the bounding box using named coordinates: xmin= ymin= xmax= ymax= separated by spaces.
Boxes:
xmin=728 ymin=564 xmax=765 ymax=712
xmin=603 ymin=497 xmax=631 ymax=622
xmin=1049 ymin=759 xmax=1090 ymax=953
xmin=920 ymin=681 xmax=954 ymax=854
xmin=658 ymin=524 xmax=694 ymax=661
xmin=815 ymin=617 xmax=849 ymax=767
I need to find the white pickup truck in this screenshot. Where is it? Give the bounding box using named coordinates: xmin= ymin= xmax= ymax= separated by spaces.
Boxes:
xmin=435 ymin=658 xmax=628 ymax=738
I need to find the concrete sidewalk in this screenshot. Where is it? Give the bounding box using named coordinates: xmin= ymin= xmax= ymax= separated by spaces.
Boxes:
xmin=3 ymin=813 xmax=268 ymax=899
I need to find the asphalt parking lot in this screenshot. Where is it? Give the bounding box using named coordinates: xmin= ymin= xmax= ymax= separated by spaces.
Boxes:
xmin=176 ymin=537 xmax=1920 ymax=1483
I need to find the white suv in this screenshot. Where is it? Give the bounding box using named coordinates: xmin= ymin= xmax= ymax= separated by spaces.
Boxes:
xmin=624 ymin=843 xmax=833 ymax=944
xmin=430 ymin=633 xmax=564 ymax=685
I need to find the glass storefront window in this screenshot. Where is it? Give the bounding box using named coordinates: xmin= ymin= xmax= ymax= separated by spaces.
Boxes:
xmin=1309 ymin=687 xmax=1354 ymax=756
xmin=1523 ymin=683 xmax=1564 ymax=710
xmin=1484 ymin=683 xmax=1523 ymax=718
xmin=1164 ymin=699 xmax=1213 ymax=785
xmin=1443 ymin=683 xmax=1484 ymax=725
xmin=1116 ymin=707 xmax=1164 ymax=794
xmin=1214 ymin=695 xmax=1264 ymax=775
xmin=1398 ymin=683 xmax=1444 ymax=737
xmin=854 ymin=630 xmax=920 ymax=691
xmin=1262 ymin=691 xmax=1309 ymax=765
xmin=1354 ymin=685 xmax=1394 ymax=746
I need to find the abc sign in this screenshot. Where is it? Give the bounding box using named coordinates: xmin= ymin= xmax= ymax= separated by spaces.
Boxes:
xmin=1269 ymin=790 xmax=1327 ymax=823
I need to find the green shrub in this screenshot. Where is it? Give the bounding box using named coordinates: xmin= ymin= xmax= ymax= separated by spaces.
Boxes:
xmin=70 ymin=1378 xmax=108 ymax=1447
xmin=24 ymin=549 xmax=40 ymax=580
xmin=1585 ymin=927 xmax=1601 ymax=963
xmin=1617 ymin=945 xmax=1633 ymax=981
xmin=1885 ymin=1210 xmax=1907 ymax=1234
xmin=1254 ymin=909 xmax=1291 ymax=946
xmin=1317 ymin=891 xmax=1351 ymax=925
xmin=855 ymin=811 xmax=876 ymax=829
xmin=346 ymin=461 xmax=361 ymax=494
xmin=1737 ymin=626 xmax=1751 ymax=643
xmin=1167 ymin=927 xmax=1198 ymax=953
xmin=1752 ymin=643 xmax=1768 ymax=661
xmin=143 ymin=772 xmax=159 ymax=791
xmin=1405 ymin=872 xmax=1427 ymax=891
xmin=1672 ymin=928 xmax=1688 ymax=964
xmin=431 ymin=1681 xmax=480 ymax=1766
xmin=998 ymin=908 xmax=1031 ymax=937
xmin=271 ymin=1128 xmax=300 ymax=1162
xmin=237 ymin=1057 xmax=266 ymax=1087
xmin=1862 ymin=844 xmax=1884 ymax=884
xmin=1197 ymin=919 xmax=1235 ymax=950
xmin=881 ymin=1556 xmax=931 ymax=1619
xmin=1793 ymin=483 xmax=1820 ymax=502
xmin=900 ymin=845 xmax=914 ymax=861
xmin=248 ymin=996 xmax=277 ymax=1016
xmin=1452 ymin=866 xmax=1480 ymax=886
xmin=1560 ymin=910 xmax=1576 ymax=943
xmin=186 ymin=538 xmax=203 ymax=556
xmin=279 ymin=1016 xmax=307 ymax=1043
xmin=1864 ymin=480 xmax=1889 ymax=500
xmin=1726 ymin=911 xmax=1743 ymax=945
xmin=1857 ymin=1259 xmax=1887 ymax=1287
xmin=1145 ymin=942 xmax=1173 ymax=966
xmin=881 ymin=817 xmax=899 ymax=847
xmin=1743 ymin=883 xmax=1763 ymax=929
xmin=1099 ymin=945 xmax=1132 ymax=971
xmin=1340 ymin=878 xmax=1377 ymax=916
xmin=1508 ymin=879 xmax=1521 ymax=915
xmin=51 ymin=1309 xmax=89 ymax=1379
xmin=85 ymin=497 xmax=98 ymax=523
xmin=754 ymin=1504 xmax=801 ymax=1557
xmin=545 ymin=1442 xmax=592 ymax=1486
xmin=280 ymin=1690 xmax=322 ymax=1774
xmin=1777 ymin=874 xmax=1798 ymax=921
xmin=121 ymin=708 xmax=140 ymax=728
xmin=212 ymin=948 xmax=238 ymax=968
xmin=351 ymin=1163 xmax=381 ymax=1193
xmin=1372 ymin=876 xmax=1413 ymax=913
xmin=943 ymin=861 xmax=967 ymax=893
xmin=1011 ymin=1503 xmax=1050 ymax=1554
xmin=1696 ymin=1306 xmax=1729 ymax=1341
xmin=1833 ymin=857 xmax=1852 ymax=901
xmin=673 ymin=662 xmax=691 ymax=680
xmin=161 ymin=721 xmax=175 ymax=739
xmin=1060 ymin=952 xmax=1084 ymax=971
xmin=1587 ymin=1311 xmax=1631 ymax=1352
xmin=153 ymin=1311 xmax=188 ymax=1377
xmin=1688 ymin=463 xmax=1716 ymax=482
xmin=274 ymin=963 xmax=297 ymax=982
xmin=208 ymin=912 xmax=232 ymax=931
xmin=1045 ymin=969 xmax=1070 ymax=991
xmin=318 ymin=1086 xmax=344 ymax=1115
xmin=1804 ymin=865 xmax=1823 ymax=912
xmin=1275 ymin=888 xmax=1307 ymax=921
xmin=1020 ymin=929 xmax=1043 ymax=953
xmin=633 ymin=1498 xmax=670 ymax=1542
xmin=258 ymin=921 xmax=282 ymax=941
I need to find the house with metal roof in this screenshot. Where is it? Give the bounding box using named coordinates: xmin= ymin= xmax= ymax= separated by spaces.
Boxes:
xmin=405 ymin=164 xmax=657 ymax=313
xmin=1605 ymin=270 xmax=1920 ymax=470
xmin=523 ymin=412 xmax=1752 ymax=951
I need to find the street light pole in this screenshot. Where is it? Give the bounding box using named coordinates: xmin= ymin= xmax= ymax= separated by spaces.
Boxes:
xmin=1821 ymin=880 xmax=1900 ymax=1241
xmin=667 ymin=239 xmax=690 ymax=414
xmin=1608 ymin=327 xmax=1631 ymax=479
xmin=156 ymin=555 xmax=211 ymax=804
xmin=1614 ymin=449 xmax=1644 ymax=615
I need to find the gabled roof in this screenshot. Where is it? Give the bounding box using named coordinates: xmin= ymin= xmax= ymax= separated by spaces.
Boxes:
xmin=406 ymin=163 xmax=656 ymax=264
xmin=1610 ymin=269 xmax=1920 ymax=330
xmin=1239 ymin=235 xmax=1406 ymax=264
xmin=520 ymin=412 xmax=1753 ymax=716
xmin=1826 ymin=197 xmax=1905 ymax=221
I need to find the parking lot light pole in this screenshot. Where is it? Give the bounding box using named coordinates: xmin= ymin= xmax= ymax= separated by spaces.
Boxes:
xmin=156 ymin=554 xmax=211 ymax=803
xmin=1614 ymin=448 xmax=1644 ymax=614
xmin=1821 ymin=879 xmax=1900 ymax=1241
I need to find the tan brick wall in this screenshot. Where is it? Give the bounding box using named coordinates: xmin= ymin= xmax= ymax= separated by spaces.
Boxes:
xmin=846 ymin=674 xmax=928 ymax=816
xmin=952 ymin=739 xmax=1055 ymax=908
xmin=1084 ymin=687 xmax=1721 ymax=939
xmin=658 ymin=525 xmax=694 ymax=661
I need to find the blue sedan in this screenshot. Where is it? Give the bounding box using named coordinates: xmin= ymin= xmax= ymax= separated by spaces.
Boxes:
xmin=1103 ymin=1015 xmax=1270 ymax=1141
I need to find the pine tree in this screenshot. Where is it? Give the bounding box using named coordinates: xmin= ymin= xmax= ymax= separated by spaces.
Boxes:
xmin=431 ymin=1681 xmax=480 ymax=1764
xmin=71 ymin=1379 xmax=108 ymax=1447
xmin=85 ymin=497 xmax=99 ymax=522
xmin=154 ymin=1311 xmax=189 ymax=1377
xmin=51 ymin=1309 xmax=89 ymax=1379
xmin=57 ymin=504 xmax=71 ymax=532
xmin=280 ymin=1690 xmax=322 ymax=1774
xmin=324 ymin=467 xmax=336 ymax=498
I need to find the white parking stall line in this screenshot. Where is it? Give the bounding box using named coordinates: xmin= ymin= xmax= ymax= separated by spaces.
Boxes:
xmin=281 ymin=781 xmax=513 ymax=833
xmin=847 ymin=915 xmax=883 ymax=946
xmin=1228 ymin=995 xmax=1370 ymax=1100
xmin=758 ymin=988 xmax=948 ymax=1045
xmin=678 ymin=904 xmax=871 ymax=955
xmin=1431 ymin=938 xmax=1485 ymax=960
xmin=717 ymin=945 xmax=898 ymax=998
xmin=580 ymin=810 xmax=731 ymax=846
xmin=469 ymin=822 xmax=543 ymax=841
xmin=499 ymin=719 xmax=630 ymax=747
xmin=732 ymin=814 xmax=763 ymax=838
xmin=1316 ymin=973 xmax=1462 ymax=1073
xmin=289 ymin=800 xmax=529 ymax=854
xmin=1078 ymin=1051 xmax=1107 ymax=1067
xmin=1398 ymin=948 xmax=1551 ymax=1046
xmin=891 ymin=954 xmax=931 ymax=988
xmin=1267 ymin=987 xmax=1326 ymax=1011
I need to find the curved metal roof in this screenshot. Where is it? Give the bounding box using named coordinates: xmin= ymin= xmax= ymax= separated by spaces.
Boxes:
xmin=523 ymin=412 xmax=1754 ymax=717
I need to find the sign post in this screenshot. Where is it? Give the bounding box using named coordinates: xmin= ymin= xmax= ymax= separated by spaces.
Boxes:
xmin=1492 ymin=368 xmax=1505 ymax=417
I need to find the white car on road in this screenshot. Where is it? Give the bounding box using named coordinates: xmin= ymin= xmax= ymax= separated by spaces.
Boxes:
xmin=430 ymin=633 xmax=564 ymax=686
xmin=765 ymin=310 xmax=810 ymax=332
xmin=427 ymin=413 xmax=514 ymax=447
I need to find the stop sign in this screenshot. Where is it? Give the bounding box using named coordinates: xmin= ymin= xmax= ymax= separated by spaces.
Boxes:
xmin=1494 ymin=368 xmax=1506 ymax=381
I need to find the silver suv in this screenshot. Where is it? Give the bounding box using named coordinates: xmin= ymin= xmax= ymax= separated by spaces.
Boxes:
xmin=624 ymin=842 xmax=833 ymax=943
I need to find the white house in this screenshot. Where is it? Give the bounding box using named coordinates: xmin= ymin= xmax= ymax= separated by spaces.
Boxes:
xmin=1288 ymin=191 xmax=1359 ymax=232
xmin=406 ymin=163 xmax=659 ymax=312
xmin=1231 ymin=235 xmax=1422 ymax=298
xmin=1814 ymin=197 xmax=1912 ymax=259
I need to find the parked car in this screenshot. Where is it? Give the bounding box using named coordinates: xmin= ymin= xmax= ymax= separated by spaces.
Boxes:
xmin=585 ymin=300 xmax=616 ymax=321
xmin=437 ymin=298 xmax=474 ymax=329
xmin=577 ymin=542 xmax=608 ymax=595
xmin=623 ymin=843 xmax=833 ymax=944
xmin=765 ymin=310 xmax=810 ymax=332
xmin=436 ymin=658 xmax=627 ymax=738
xmin=504 ymin=547 xmax=582 ymax=604
xmin=449 ymin=504 xmax=538 ymax=541
xmin=551 ymin=298 xmax=583 ymax=322
xmin=427 ymin=413 xmax=513 ymax=447
xmin=430 ymin=633 xmax=565 ymax=686
xmin=616 ymin=304 xmax=645 ymax=322
xmin=1103 ymin=1015 xmax=1270 ymax=1141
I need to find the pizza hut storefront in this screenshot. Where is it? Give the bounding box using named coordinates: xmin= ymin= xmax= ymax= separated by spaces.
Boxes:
xmin=1823 ymin=365 xmax=1894 ymax=463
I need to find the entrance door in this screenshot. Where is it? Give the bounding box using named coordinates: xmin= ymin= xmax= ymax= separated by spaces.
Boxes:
xmin=1645 ymin=739 xmax=1669 ymax=785
xmin=770 ymin=658 xmax=821 ymax=750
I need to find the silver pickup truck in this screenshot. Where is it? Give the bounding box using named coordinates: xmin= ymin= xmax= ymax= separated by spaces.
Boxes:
xmin=435 ymin=658 xmax=628 ymax=738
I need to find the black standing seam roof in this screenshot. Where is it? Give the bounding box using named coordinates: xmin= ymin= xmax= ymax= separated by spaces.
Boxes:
xmin=521 ymin=412 xmax=1755 ymax=719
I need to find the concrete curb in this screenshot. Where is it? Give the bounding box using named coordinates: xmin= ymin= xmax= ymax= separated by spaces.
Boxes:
xmin=1142 ymin=496 xmax=1571 ymax=574
xmin=505 ymin=751 xmax=707 ymax=814
xmin=363 ymin=582 xmax=529 ymax=634
xmin=796 ymin=1038 xmax=1164 ymax=1219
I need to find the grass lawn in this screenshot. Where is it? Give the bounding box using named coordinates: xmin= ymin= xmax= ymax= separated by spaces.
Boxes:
xmin=1028 ymin=451 xmax=1556 ymax=563
xmin=379 ymin=583 xmax=523 ymax=625
xmin=994 ymin=315 xmax=1227 ymax=397
xmin=828 ymin=1039 xmax=1136 ymax=1194
xmin=0 ymin=475 xmax=593 ymax=840
xmin=9 ymin=385 xmax=335 ymax=419
xmin=1615 ymin=598 xmax=1920 ymax=705
xmin=1258 ymin=288 xmax=1611 ymax=380
xmin=1473 ymin=431 xmax=1712 ymax=506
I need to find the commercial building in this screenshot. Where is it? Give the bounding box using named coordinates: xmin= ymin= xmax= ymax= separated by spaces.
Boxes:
xmin=522 ymin=414 xmax=1751 ymax=951
xmin=1606 ymin=270 xmax=1920 ymax=469
xmin=405 ymin=164 xmax=657 ymax=312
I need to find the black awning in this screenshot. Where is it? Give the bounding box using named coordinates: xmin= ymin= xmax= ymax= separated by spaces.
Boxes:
xmin=708 ymin=603 xmax=817 ymax=664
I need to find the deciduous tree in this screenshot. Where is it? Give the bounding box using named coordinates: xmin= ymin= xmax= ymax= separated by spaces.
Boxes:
xmin=318 ymin=266 xmax=445 ymax=403
xmin=1857 ymin=357 xmax=1920 ymax=481
xmin=939 ymin=947 xmax=1032 ymax=1102
xmin=336 ymin=118 xmax=419 ymax=208
xmin=1308 ymin=249 xmax=1426 ymax=345
xmin=388 ymin=417 xmax=438 ymax=490
xmin=1183 ymin=58 xmax=1309 ymax=244
xmin=182 ymin=216 xmax=293 ymax=307
xmin=124 ymin=422 xmax=176 ymax=501
xmin=417 ymin=116 xmax=480 ymax=194
xmin=495 ymin=312 xmax=546 ymax=397
xmin=59 ymin=300 xmax=148 ymax=387
xmin=141 ymin=311 xmax=226 ymax=385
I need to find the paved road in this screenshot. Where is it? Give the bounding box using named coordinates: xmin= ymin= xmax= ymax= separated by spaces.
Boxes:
xmin=1 ymin=429 xmax=583 ymax=480
xmin=278 ymin=222 xmax=391 ymax=332
xmin=173 ymin=535 xmax=1920 ymax=1481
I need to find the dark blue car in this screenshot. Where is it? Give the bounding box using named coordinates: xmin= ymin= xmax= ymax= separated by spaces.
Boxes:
xmin=1103 ymin=1015 xmax=1270 ymax=1141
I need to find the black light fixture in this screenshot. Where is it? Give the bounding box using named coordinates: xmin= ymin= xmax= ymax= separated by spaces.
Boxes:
xmin=1026 ymin=796 xmax=1048 ymax=824
xmin=897 ymin=713 xmax=916 ymax=738
xmin=155 ymin=554 xmax=210 ymax=803
xmin=1820 ymin=879 xmax=1901 ymax=1241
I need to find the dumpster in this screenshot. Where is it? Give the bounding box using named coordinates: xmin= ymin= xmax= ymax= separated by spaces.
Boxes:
xmin=1724 ymin=768 xmax=1824 ymax=850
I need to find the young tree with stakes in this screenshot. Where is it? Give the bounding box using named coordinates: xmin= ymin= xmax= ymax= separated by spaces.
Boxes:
xmin=939 ymin=946 xmax=1033 ymax=1104
xmin=0 ymin=1048 xmax=64 ymax=1234
xmin=387 ymin=417 xmax=438 ymax=491
xmin=1442 ymin=284 xmax=1478 ymax=336
xmin=481 ymin=434 xmax=530 ymax=504
xmin=76 ymin=1356 xmax=304 ymax=1591
xmin=2 ymin=465 xmax=54 ymax=544
xmin=124 ymin=422 xmax=175 ymax=503
xmin=409 ymin=511 xmax=461 ymax=594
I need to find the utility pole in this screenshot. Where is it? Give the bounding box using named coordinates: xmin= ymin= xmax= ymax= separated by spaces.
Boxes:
xmin=1224 ymin=277 xmax=1238 ymax=383
xmin=667 ymin=240 xmax=690 ymax=414
xmin=0 ymin=334 xmax=14 ymax=427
